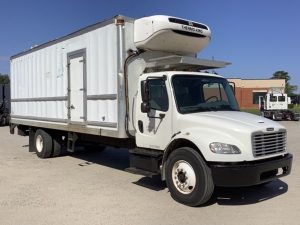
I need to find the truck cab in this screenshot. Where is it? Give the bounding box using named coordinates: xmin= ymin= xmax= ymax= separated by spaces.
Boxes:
xmin=135 ymin=71 xmax=239 ymax=151
xmin=130 ymin=70 xmax=292 ymax=206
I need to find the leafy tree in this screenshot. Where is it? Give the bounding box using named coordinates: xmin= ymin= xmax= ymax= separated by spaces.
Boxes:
xmin=271 ymin=71 xmax=297 ymax=95
xmin=0 ymin=73 xmax=10 ymax=84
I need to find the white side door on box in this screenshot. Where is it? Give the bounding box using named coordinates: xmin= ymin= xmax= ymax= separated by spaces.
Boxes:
xmin=68 ymin=49 xmax=86 ymax=124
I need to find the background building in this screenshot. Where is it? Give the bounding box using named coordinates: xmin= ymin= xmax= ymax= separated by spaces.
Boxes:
xmin=227 ymin=78 xmax=285 ymax=109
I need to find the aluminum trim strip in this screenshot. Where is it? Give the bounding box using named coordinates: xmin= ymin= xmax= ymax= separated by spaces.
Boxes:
xmin=87 ymin=121 xmax=117 ymax=128
xmin=11 ymin=115 xmax=67 ymax=123
xmin=87 ymin=94 xmax=117 ymax=100
xmin=11 ymin=96 xmax=68 ymax=102
xmin=10 ymin=118 xmax=120 ymax=138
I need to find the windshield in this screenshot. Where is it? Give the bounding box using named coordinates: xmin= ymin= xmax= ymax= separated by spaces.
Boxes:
xmin=172 ymin=75 xmax=240 ymax=114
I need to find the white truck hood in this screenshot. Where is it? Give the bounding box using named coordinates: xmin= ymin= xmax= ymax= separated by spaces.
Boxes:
xmin=175 ymin=111 xmax=286 ymax=162
xmin=178 ymin=111 xmax=285 ymax=133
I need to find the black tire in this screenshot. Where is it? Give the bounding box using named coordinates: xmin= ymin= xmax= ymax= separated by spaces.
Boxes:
xmin=34 ymin=129 xmax=53 ymax=158
xmin=165 ymin=147 xmax=214 ymax=206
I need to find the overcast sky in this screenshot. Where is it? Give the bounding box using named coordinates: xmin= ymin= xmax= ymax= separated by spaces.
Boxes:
xmin=0 ymin=0 xmax=299 ymax=92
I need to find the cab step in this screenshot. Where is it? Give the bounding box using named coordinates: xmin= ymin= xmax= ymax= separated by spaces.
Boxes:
xmin=127 ymin=148 xmax=163 ymax=177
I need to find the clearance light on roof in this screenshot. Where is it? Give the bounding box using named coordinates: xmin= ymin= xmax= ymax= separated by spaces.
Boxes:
xmin=115 ymin=16 xmax=125 ymax=25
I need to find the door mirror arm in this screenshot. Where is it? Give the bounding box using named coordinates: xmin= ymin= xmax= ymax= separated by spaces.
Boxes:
xmin=141 ymin=102 xmax=150 ymax=113
xmin=147 ymin=113 xmax=165 ymax=119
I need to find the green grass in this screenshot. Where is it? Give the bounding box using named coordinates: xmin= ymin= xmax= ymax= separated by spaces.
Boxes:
xmin=241 ymin=108 xmax=260 ymax=115
xmin=292 ymin=105 xmax=300 ymax=113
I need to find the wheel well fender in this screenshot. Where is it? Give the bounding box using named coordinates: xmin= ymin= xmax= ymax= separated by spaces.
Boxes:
xmin=161 ymin=138 xmax=205 ymax=180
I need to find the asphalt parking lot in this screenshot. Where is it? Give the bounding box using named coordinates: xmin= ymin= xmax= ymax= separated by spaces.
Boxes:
xmin=0 ymin=121 xmax=299 ymax=225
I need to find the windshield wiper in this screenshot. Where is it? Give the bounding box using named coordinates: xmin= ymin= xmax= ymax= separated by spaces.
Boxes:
xmin=180 ymin=105 xmax=218 ymax=113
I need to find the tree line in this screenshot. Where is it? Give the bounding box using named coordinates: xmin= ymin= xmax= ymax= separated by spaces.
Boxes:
xmin=0 ymin=73 xmax=9 ymax=84
xmin=271 ymin=71 xmax=297 ymax=96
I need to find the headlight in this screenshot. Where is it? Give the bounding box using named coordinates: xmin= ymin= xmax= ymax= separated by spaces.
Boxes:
xmin=209 ymin=142 xmax=241 ymax=154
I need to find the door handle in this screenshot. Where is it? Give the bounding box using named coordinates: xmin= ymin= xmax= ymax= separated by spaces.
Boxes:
xmin=138 ymin=120 xmax=144 ymax=133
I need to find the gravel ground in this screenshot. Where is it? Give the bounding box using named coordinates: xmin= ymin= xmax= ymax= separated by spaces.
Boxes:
xmin=0 ymin=121 xmax=299 ymax=225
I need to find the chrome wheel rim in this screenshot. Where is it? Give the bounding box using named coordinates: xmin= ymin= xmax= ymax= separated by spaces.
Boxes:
xmin=36 ymin=135 xmax=43 ymax=153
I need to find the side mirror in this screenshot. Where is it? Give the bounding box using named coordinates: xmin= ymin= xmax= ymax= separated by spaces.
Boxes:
xmin=141 ymin=102 xmax=150 ymax=113
xmin=141 ymin=80 xmax=149 ymax=102
xmin=140 ymin=80 xmax=150 ymax=113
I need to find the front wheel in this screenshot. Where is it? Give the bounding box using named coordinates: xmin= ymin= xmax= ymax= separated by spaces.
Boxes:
xmin=165 ymin=147 xmax=214 ymax=206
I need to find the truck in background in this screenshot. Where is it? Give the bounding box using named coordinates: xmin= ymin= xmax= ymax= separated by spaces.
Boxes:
xmin=259 ymin=89 xmax=299 ymax=121
xmin=9 ymin=15 xmax=292 ymax=206
xmin=0 ymin=84 xmax=10 ymax=126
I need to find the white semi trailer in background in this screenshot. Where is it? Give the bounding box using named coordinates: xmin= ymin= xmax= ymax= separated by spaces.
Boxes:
xmin=10 ymin=15 xmax=292 ymax=206
xmin=259 ymin=89 xmax=299 ymax=121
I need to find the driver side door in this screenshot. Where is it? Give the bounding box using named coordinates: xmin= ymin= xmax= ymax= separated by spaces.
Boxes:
xmin=135 ymin=77 xmax=173 ymax=150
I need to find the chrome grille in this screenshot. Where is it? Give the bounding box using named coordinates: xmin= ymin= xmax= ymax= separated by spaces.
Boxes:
xmin=252 ymin=130 xmax=286 ymax=157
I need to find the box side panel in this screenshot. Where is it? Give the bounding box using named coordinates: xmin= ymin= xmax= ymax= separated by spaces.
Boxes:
xmin=86 ymin=25 xmax=118 ymax=125
xmin=11 ymin=43 xmax=68 ymax=121
xmin=10 ymin=23 xmax=121 ymax=135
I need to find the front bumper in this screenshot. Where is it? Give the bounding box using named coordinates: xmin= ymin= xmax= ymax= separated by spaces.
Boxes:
xmin=210 ymin=153 xmax=293 ymax=187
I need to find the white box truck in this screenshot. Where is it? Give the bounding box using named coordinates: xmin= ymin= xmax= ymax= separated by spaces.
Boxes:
xmin=10 ymin=15 xmax=292 ymax=206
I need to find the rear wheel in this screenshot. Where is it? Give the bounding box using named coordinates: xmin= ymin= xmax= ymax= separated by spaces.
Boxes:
xmin=165 ymin=147 xmax=214 ymax=206
xmin=34 ymin=129 xmax=53 ymax=158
